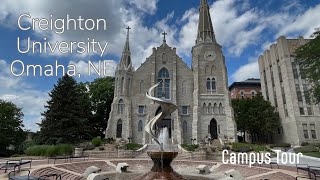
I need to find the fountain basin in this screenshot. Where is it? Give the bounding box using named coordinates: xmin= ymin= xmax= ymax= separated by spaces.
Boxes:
xmin=138 ymin=152 xmax=186 ymax=180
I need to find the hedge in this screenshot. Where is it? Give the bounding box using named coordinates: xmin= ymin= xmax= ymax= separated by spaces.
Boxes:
xmin=25 ymin=144 xmax=74 ymax=157
xmin=232 ymin=143 xmax=271 ymax=152
xmin=181 ymin=144 xmax=199 ymax=152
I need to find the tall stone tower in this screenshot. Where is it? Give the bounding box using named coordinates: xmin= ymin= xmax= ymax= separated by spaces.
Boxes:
xmin=191 ymin=0 xmax=236 ymax=143
xmin=106 ymin=27 xmax=134 ymax=139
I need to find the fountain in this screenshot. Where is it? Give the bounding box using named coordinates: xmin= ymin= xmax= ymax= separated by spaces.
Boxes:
xmin=138 ymin=82 xmax=186 ymax=180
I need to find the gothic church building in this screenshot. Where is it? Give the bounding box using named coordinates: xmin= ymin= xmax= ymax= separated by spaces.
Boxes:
xmin=106 ymin=0 xmax=237 ymax=144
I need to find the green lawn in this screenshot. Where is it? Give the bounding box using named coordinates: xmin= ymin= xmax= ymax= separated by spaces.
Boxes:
xmin=303 ymin=152 xmax=320 ymax=158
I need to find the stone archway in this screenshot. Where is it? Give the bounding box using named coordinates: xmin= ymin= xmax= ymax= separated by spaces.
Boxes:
xmin=209 ymin=119 xmax=218 ymax=139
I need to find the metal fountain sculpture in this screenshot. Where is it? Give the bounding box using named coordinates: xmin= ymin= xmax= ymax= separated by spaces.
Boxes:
xmin=139 ymin=82 xmax=185 ymax=180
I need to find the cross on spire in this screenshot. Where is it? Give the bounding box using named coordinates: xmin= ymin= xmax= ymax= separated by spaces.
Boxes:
xmin=162 ymin=31 xmax=167 ymax=42
xmin=126 ymin=26 xmax=131 ymax=38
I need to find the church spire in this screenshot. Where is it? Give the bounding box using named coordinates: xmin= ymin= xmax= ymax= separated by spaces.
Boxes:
xmin=120 ymin=26 xmax=132 ymax=68
xmin=196 ymin=0 xmax=216 ymax=44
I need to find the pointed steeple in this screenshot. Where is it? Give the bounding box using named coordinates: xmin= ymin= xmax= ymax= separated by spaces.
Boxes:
xmin=120 ymin=26 xmax=132 ymax=69
xmin=196 ymin=0 xmax=216 ymax=44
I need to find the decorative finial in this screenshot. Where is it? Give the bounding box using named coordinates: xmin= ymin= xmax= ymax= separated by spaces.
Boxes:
xmin=162 ymin=31 xmax=167 ymax=42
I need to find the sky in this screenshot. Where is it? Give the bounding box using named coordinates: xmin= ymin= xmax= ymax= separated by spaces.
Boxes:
xmin=0 ymin=0 xmax=320 ymax=132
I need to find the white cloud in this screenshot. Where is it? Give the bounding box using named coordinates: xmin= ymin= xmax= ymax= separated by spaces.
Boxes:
xmin=128 ymin=0 xmax=159 ymax=15
xmin=231 ymin=61 xmax=260 ymax=82
xmin=0 ymin=60 xmax=47 ymax=131
xmin=277 ymin=4 xmax=320 ymax=37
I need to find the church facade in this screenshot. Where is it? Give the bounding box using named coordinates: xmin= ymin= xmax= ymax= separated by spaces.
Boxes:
xmin=106 ymin=0 xmax=237 ymax=144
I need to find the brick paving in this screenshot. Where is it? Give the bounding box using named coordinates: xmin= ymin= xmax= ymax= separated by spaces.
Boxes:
xmin=56 ymin=161 xmax=114 ymax=174
xmin=31 ymin=167 xmax=85 ymax=180
xmin=0 ymin=158 xmax=310 ymax=180
xmin=250 ymin=172 xmax=295 ymax=180
xmin=216 ymin=164 xmax=271 ymax=177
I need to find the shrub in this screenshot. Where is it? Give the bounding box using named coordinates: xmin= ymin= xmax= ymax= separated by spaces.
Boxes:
xmin=270 ymin=143 xmax=291 ymax=148
xmin=232 ymin=143 xmax=271 ymax=152
xmin=125 ymin=143 xmax=143 ymax=150
xmin=181 ymin=144 xmax=199 ymax=152
xmin=92 ymin=137 xmax=103 ymax=147
xmin=77 ymin=142 xmax=95 ymax=151
xmin=294 ymin=145 xmax=319 ymax=153
xmin=25 ymin=144 xmax=73 ymax=157
xmin=301 ymin=142 xmax=309 ymax=146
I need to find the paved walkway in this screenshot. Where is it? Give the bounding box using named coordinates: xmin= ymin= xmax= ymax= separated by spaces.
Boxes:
xmin=0 ymin=157 xmax=313 ymax=180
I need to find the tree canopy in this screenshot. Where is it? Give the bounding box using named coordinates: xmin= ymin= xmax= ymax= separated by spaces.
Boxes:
xmin=232 ymin=93 xmax=281 ymax=143
xmin=0 ymin=99 xmax=25 ymax=156
xmin=38 ymin=75 xmax=92 ymax=144
xmin=89 ymin=77 xmax=114 ymax=138
xmin=295 ymin=30 xmax=320 ymax=104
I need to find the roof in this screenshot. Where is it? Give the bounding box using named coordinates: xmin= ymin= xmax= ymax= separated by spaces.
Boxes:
xmin=229 ymin=78 xmax=261 ymax=91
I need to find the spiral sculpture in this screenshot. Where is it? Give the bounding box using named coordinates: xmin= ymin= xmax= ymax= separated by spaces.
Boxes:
xmin=145 ymin=81 xmax=177 ymax=151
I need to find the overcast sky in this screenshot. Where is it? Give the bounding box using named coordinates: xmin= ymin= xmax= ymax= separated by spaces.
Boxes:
xmin=0 ymin=0 xmax=319 ymax=131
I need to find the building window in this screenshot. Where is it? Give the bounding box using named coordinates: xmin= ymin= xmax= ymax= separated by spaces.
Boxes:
xmin=138 ymin=120 xmax=143 ymax=132
xmin=183 ymin=121 xmax=187 ymax=134
xmin=251 ymin=91 xmax=256 ymax=98
xmin=240 ymin=91 xmax=244 ymax=99
xmin=157 ymin=68 xmax=170 ymax=99
xmin=307 ymin=107 xmax=313 ymax=116
xmin=182 ymin=106 xmax=189 ymax=115
xmin=300 ymin=107 xmax=305 ymax=115
xmin=207 ymin=78 xmax=216 ymax=93
xmin=118 ymin=99 xmax=125 ymax=114
xmin=292 ymin=62 xmax=299 ymax=79
xmin=310 ymin=124 xmax=317 ymax=139
xmin=303 ymin=124 xmax=309 ymax=139
xmin=138 ymin=106 xmax=145 ymax=114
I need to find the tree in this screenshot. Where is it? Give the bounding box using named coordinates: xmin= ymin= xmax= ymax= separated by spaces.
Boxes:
xmin=295 ymin=29 xmax=320 ymax=104
xmin=0 ymin=100 xmax=26 ymax=156
xmin=38 ymin=75 xmax=92 ymax=144
xmin=89 ymin=77 xmax=114 ymax=138
xmin=232 ymin=93 xmax=281 ymax=143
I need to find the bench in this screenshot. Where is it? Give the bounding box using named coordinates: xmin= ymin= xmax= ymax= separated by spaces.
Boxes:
xmin=196 ymin=165 xmax=210 ymax=174
xmin=8 ymin=168 xmax=61 ymax=180
xmin=47 ymin=156 xmax=71 ymax=164
xmin=70 ymin=154 xmax=90 ymax=161
xmin=0 ymin=159 xmax=32 ymax=173
xmin=310 ymin=166 xmax=320 ymax=180
xmin=297 ymin=164 xmax=312 ymax=179
xmin=116 ymin=163 xmax=129 ymax=173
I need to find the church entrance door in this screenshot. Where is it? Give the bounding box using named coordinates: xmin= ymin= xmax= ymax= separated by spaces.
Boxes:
xmin=155 ymin=107 xmax=172 ymax=138
xmin=209 ymin=119 xmax=218 ymax=139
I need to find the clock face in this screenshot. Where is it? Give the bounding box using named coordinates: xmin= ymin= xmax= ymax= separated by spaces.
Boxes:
xmin=204 ymin=51 xmax=216 ymax=61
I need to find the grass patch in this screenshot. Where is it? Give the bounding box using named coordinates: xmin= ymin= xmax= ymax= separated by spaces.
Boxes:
xmin=270 ymin=143 xmax=291 ymax=148
xmin=181 ymin=144 xmax=199 ymax=152
xmin=294 ymin=145 xmax=319 ymax=153
xmin=125 ymin=143 xmax=143 ymax=150
xmin=232 ymin=143 xmax=271 ymax=152
xmin=302 ymin=152 xmax=320 ymax=158
xmin=25 ymin=144 xmax=74 ymax=157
